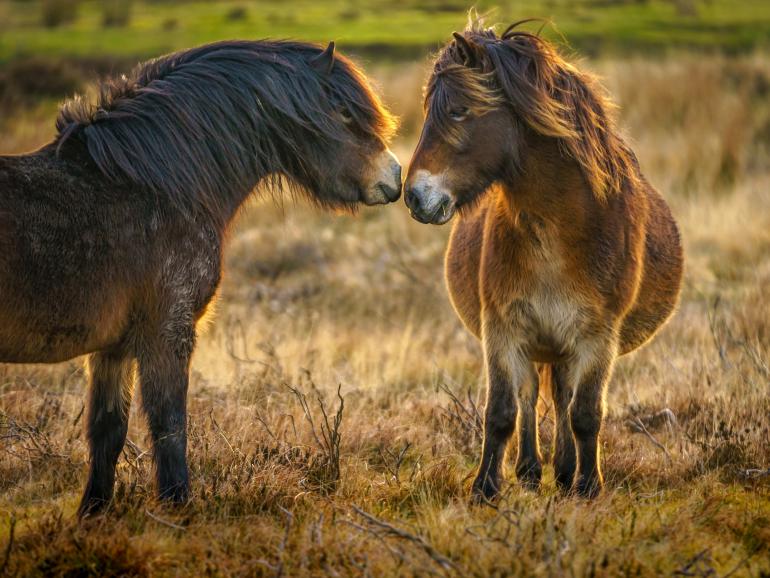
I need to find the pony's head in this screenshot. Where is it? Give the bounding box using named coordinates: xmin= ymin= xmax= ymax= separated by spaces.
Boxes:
xmin=290 ymin=42 xmax=401 ymax=208
xmin=56 ymin=40 xmax=401 ymax=221
xmin=404 ymin=21 xmax=637 ymax=224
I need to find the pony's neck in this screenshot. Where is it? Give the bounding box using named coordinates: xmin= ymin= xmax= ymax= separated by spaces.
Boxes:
xmin=56 ymin=132 xmax=269 ymax=230
xmin=499 ymin=134 xmax=597 ymax=229
xmin=215 ymin=175 xmax=264 ymax=228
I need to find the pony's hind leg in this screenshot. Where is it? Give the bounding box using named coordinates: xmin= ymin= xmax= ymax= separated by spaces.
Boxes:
xmin=549 ymin=363 xmax=576 ymax=493
xmin=515 ymin=364 xmax=542 ymax=489
xmin=79 ymin=350 xmax=135 ymax=517
xmin=568 ymin=338 xmax=617 ymax=498
xmin=137 ymin=327 xmax=194 ymax=505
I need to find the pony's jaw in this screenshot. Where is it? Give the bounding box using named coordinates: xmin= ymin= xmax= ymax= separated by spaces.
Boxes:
xmin=404 ymin=169 xmax=456 ymax=225
xmin=361 ymin=148 xmax=402 ymax=205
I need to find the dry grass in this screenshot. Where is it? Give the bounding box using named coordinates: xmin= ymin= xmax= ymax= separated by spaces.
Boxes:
xmin=1 ymin=54 xmax=769 ymax=577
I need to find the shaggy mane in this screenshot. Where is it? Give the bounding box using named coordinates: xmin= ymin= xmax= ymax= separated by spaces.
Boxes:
xmin=427 ymin=20 xmax=639 ymax=199
xmin=56 ymin=40 xmax=396 ymax=218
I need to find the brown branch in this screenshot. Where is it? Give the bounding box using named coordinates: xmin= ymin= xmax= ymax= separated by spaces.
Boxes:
xmin=628 ymin=417 xmax=672 ymax=462
xmin=145 ymin=509 xmax=186 ymax=531
xmin=351 ymin=505 xmax=465 ymax=576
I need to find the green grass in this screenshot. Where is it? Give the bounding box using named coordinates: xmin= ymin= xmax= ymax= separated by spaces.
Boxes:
xmin=1 ymin=0 xmax=770 ymax=62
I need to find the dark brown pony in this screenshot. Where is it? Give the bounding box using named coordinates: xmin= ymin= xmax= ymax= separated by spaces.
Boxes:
xmin=405 ymin=22 xmax=683 ymax=499
xmin=0 ymin=39 xmax=400 ymax=516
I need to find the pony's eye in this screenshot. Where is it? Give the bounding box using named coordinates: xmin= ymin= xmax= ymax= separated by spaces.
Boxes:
xmin=339 ymin=109 xmax=354 ymax=124
xmin=449 ymin=107 xmax=469 ymax=121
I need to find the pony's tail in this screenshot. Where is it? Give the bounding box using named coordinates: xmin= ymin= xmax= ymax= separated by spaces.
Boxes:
xmin=536 ymin=363 xmax=554 ymax=416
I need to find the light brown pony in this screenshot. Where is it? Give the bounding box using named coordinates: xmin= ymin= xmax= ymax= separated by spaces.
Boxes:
xmin=404 ymin=22 xmax=683 ymax=499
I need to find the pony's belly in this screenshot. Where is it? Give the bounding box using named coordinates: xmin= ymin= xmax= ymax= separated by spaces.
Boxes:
xmin=506 ymin=288 xmax=591 ymax=363
xmin=0 ymin=290 xmax=132 ymax=363
xmin=0 ymin=323 xmax=122 ymax=363
xmin=524 ymin=340 xmax=569 ymax=364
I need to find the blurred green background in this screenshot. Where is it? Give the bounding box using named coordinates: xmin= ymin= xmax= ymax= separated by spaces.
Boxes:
xmin=1 ymin=0 xmax=769 ymax=63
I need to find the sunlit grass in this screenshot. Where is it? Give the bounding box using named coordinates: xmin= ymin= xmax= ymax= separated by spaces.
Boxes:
xmin=0 ymin=37 xmax=769 ymax=578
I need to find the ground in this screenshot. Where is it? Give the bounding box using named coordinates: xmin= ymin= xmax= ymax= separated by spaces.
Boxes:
xmin=1 ymin=2 xmax=769 ymax=576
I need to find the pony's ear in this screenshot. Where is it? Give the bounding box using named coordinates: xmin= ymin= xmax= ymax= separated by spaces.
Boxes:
xmin=452 ymin=32 xmax=480 ymax=68
xmin=310 ymin=41 xmax=336 ymax=75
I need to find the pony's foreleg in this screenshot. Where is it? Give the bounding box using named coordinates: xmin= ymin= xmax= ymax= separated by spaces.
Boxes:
xmin=568 ymin=338 xmax=617 ymax=499
xmin=472 ymin=327 xmax=530 ymax=502
xmin=138 ymin=334 xmax=193 ymax=504
xmin=548 ymin=363 xmax=577 ymax=493
xmin=79 ymin=350 xmax=135 ymax=517
xmin=515 ymin=363 xmax=542 ymax=489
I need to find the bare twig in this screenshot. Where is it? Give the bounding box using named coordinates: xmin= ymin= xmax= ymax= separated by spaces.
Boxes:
xmin=71 ymin=403 xmax=85 ymax=428
xmin=707 ymin=296 xmax=730 ymax=367
xmin=342 ymin=519 xmax=416 ymax=571
xmin=224 ymin=317 xmax=258 ymax=363
xmin=274 ymin=506 xmax=293 ymax=578
xmin=253 ymin=408 xmax=278 ymax=441
xmin=0 ymin=514 xmax=16 ymax=576
xmin=673 ymin=548 xmax=715 ymax=576
xmin=210 ymin=408 xmax=239 ymax=456
xmin=288 ymin=378 xmax=344 ymax=489
xmin=625 ymin=408 xmax=677 ymax=433
xmin=254 ymin=507 xmax=295 ymax=577
xmin=438 ymin=382 xmax=483 ymax=452
xmin=738 ymin=468 xmax=770 ymax=480
xmin=379 ymin=441 xmax=412 ymax=484
xmin=124 ymin=437 xmax=149 ymax=460
xmin=145 ymin=509 xmax=186 ymax=531
xmin=627 ymin=417 xmax=672 ymax=461
xmin=0 ymin=411 xmax=73 ymax=463
xmin=351 ymin=505 xmax=464 ymax=575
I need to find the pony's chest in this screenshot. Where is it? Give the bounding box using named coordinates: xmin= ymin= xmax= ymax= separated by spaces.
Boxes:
xmin=482 ymin=217 xmax=592 ymax=359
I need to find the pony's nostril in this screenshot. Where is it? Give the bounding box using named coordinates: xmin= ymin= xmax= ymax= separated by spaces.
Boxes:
xmin=376 ymin=182 xmax=401 ymax=202
xmin=405 ymin=188 xmax=417 ymax=209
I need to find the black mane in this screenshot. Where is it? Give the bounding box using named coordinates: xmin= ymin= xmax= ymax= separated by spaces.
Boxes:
xmin=56 ymin=39 xmax=393 ymax=218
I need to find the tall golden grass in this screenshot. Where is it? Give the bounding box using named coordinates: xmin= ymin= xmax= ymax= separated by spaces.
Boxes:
xmin=0 ymin=54 xmax=768 ymax=576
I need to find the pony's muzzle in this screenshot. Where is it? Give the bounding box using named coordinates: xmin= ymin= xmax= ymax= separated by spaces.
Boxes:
xmin=363 ymin=149 xmax=402 ymax=205
xmin=404 ymin=170 xmax=456 ymax=225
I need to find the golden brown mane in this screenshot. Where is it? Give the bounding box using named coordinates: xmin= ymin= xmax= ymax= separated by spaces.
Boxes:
xmin=427 ymin=20 xmax=640 ymax=199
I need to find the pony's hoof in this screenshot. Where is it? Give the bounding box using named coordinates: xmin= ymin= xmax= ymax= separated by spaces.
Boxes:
xmin=158 ymin=483 xmax=190 ymax=506
xmin=470 ymin=474 xmax=501 ymax=504
xmin=516 ymin=461 xmax=542 ymax=491
xmin=574 ymin=475 xmax=602 ymax=499
xmin=555 ymin=474 xmax=575 ymax=495
xmin=77 ymin=496 xmax=110 ymax=519
xmin=554 ymin=466 xmax=576 ymax=494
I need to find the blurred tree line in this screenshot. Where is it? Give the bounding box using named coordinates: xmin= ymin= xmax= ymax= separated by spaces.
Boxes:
xmin=40 ymin=0 xmax=133 ymax=28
